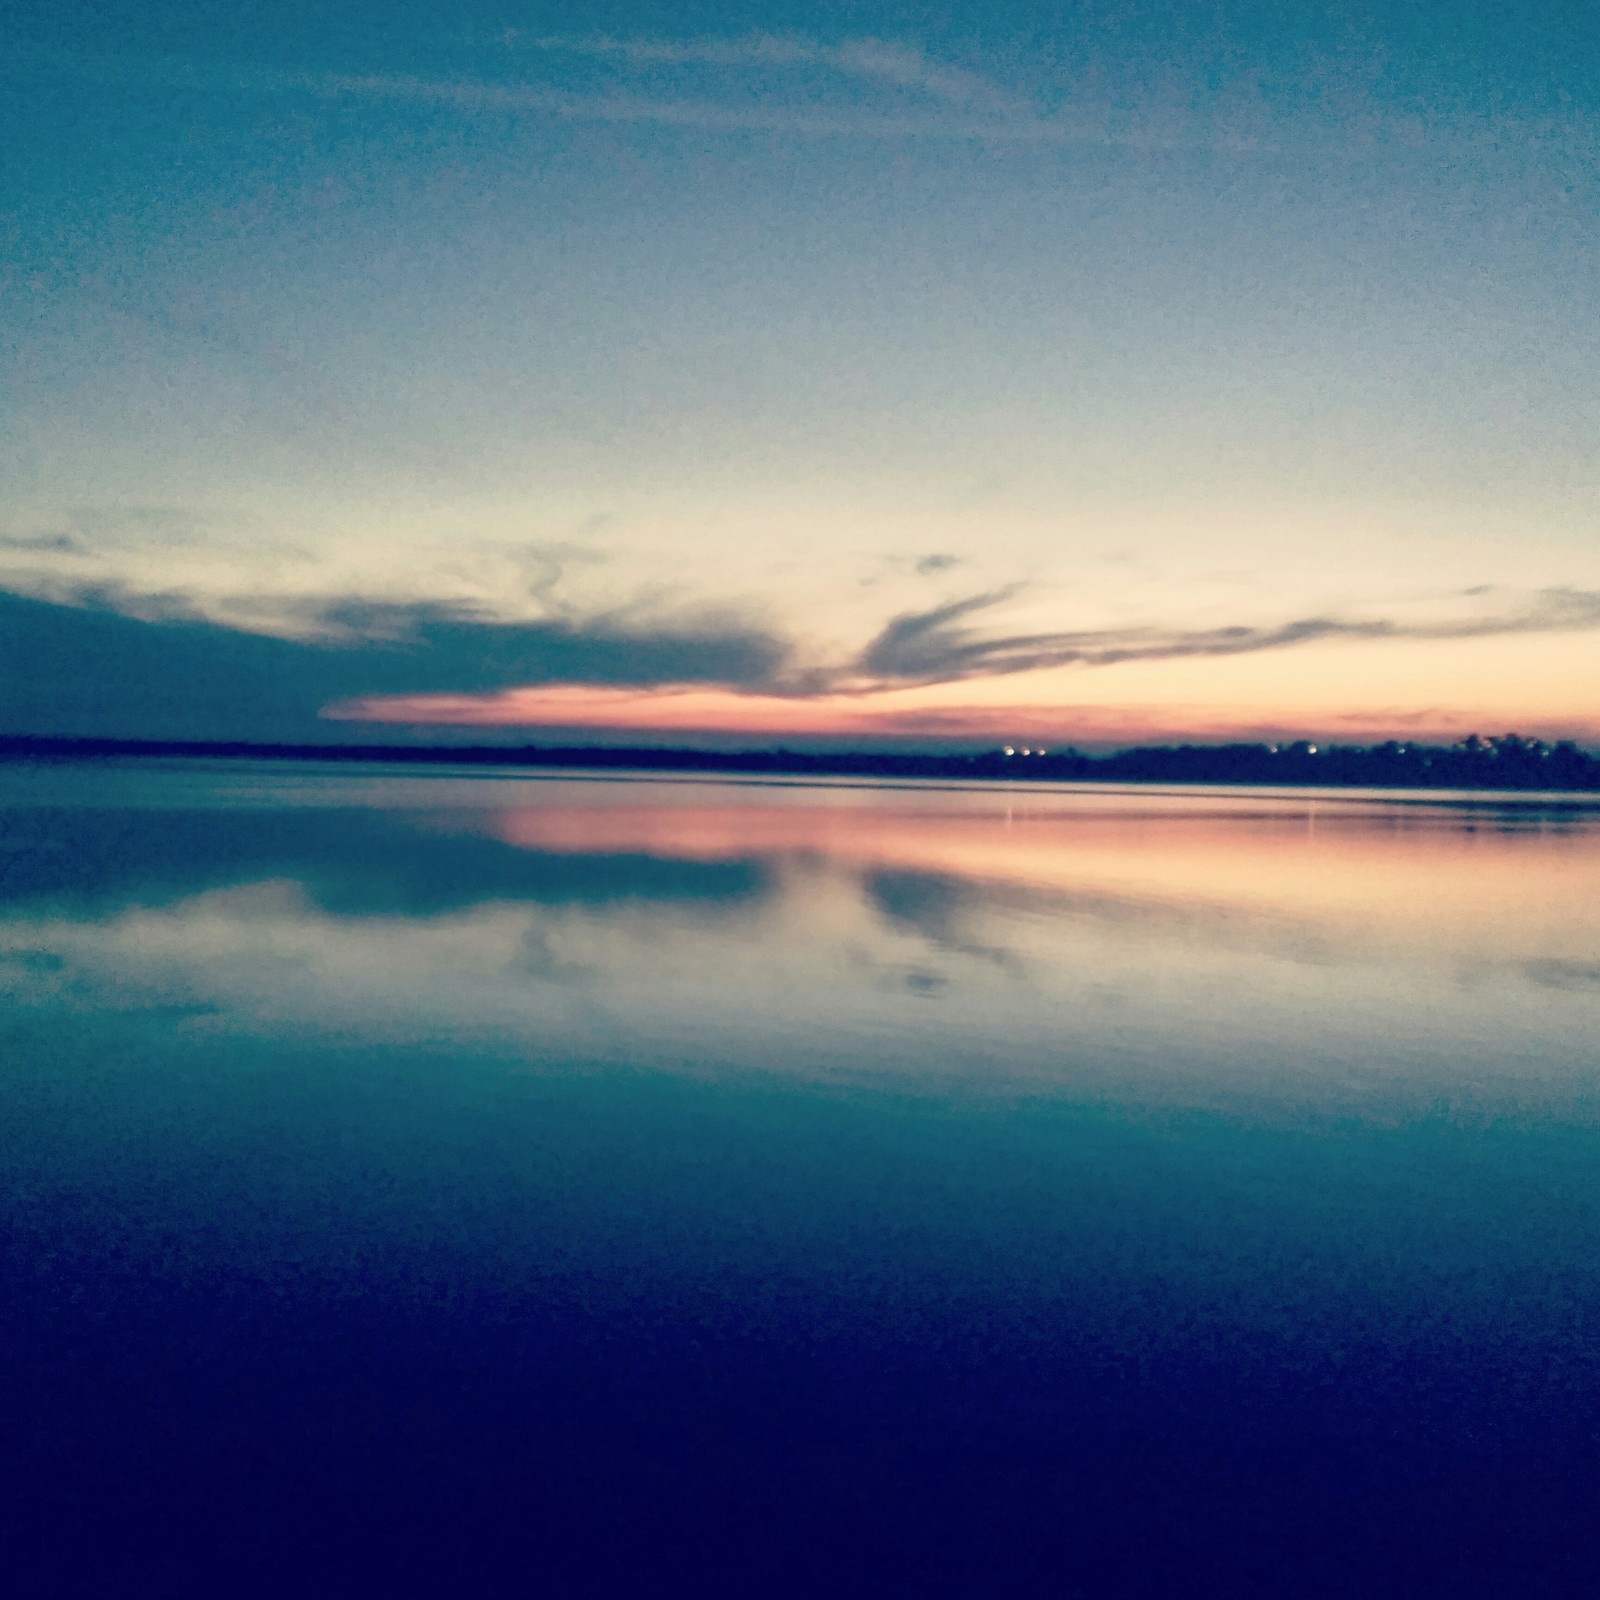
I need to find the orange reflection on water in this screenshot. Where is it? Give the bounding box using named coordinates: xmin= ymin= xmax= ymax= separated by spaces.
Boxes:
xmin=477 ymin=787 xmax=1600 ymax=968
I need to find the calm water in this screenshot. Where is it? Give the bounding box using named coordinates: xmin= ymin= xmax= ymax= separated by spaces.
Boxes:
xmin=3 ymin=762 xmax=1598 ymax=1596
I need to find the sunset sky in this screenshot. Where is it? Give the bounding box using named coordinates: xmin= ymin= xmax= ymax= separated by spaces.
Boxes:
xmin=4 ymin=1 xmax=1598 ymax=746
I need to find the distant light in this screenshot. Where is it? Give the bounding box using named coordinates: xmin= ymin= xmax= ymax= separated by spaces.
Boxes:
xmin=1037 ymin=747 xmax=1048 ymax=755
xmin=1020 ymin=747 xmax=1032 ymax=756
xmin=1003 ymin=746 xmax=1015 ymax=756
xmin=1307 ymin=744 xmax=1318 ymax=754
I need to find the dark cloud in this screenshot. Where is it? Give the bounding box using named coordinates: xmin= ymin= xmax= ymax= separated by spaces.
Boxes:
xmin=7 ymin=580 xmax=1600 ymax=742
xmin=1522 ymin=959 xmax=1600 ymax=993
xmin=913 ymin=553 xmax=961 ymax=576
xmin=854 ymin=587 xmax=1600 ymax=688
xmin=0 ymin=588 xmax=790 ymax=742
xmin=0 ymin=533 xmax=87 ymax=555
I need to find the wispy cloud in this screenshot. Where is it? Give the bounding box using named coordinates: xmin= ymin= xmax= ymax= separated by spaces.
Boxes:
xmin=18 ymin=34 xmax=1576 ymax=153
xmin=270 ymin=66 xmax=1068 ymax=144
xmin=11 ymin=39 xmax=1122 ymax=146
xmin=509 ymin=32 xmax=1032 ymax=117
xmin=0 ymin=533 xmax=86 ymax=555
xmin=327 ymin=583 xmax=1600 ymax=745
xmin=851 ymin=586 xmax=1600 ymax=688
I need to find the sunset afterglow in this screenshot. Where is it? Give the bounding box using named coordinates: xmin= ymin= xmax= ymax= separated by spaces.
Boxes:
xmin=4 ymin=5 xmax=1598 ymax=748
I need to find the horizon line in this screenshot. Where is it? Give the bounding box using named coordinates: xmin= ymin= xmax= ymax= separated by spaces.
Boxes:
xmin=2 ymin=732 xmax=1596 ymax=796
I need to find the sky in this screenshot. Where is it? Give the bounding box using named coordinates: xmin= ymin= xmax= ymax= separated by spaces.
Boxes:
xmin=3 ymin=0 xmax=1598 ymax=747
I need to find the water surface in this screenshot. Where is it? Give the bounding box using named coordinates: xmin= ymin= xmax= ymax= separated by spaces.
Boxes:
xmin=3 ymin=763 xmax=1598 ymax=1595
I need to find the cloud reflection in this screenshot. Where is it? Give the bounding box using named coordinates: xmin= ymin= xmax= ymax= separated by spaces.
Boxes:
xmin=2 ymin=771 xmax=1597 ymax=1108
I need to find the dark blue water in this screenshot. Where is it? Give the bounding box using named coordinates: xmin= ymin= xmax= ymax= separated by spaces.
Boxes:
xmin=2 ymin=764 xmax=1597 ymax=1596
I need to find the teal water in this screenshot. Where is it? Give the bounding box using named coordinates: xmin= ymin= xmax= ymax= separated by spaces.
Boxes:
xmin=2 ymin=763 xmax=1598 ymax=1596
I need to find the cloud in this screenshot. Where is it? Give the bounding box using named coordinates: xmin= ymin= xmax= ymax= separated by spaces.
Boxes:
xmin=514 ymin=33 xmax=1031 ymax=116
xmin=15 ymin=40 xmax=1115 ymax=147
xmin=0 ymin=508 xmax=224 ymax=590
xmin=0 ymin=534 xmax=86 ymax=555
xmin=273 ymin=66 xmax=1064 ymax=143
xmin=913 ymin=553 xmax=962 ymax=576
xmin=8 ymin=580 xmax=1600 ymax=747
xmin=0 ymin=587 xmax=792 ymax=743
xmin=24 ymin=33 xmax=1569 ymax=154
xmin=852 ymin=586 xmax=1600 ymax=688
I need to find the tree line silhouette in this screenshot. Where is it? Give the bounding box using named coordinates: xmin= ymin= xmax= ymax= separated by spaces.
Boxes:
xmin=2 ymin=732 xmax=1596 ymax=791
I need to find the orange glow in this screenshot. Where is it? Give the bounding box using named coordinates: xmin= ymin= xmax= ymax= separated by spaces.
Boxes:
xmin=324 ymin=680 xmax=1600 ymax=747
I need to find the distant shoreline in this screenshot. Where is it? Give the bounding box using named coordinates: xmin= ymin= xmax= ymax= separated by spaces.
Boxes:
xmin=3 ymin=733 xmax=1598 ymax=793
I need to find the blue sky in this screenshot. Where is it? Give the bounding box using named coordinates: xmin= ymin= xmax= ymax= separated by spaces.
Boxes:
xmin=4 ymin=1 xmax=1598 ymax=743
